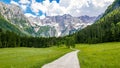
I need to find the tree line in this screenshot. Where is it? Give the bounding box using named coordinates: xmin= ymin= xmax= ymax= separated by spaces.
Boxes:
xmin=0 ymin=29 xmax=54 ymax=48
xmin=0 ymin=28 xmax=75 ymax=48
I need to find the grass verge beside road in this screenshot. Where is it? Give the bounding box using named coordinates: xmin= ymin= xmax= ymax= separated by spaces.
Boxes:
xmin=77 ymin=42 xmax=120 ymax=68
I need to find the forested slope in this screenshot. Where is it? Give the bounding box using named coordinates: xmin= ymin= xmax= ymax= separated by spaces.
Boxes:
xmin=74 ymin=0 xmax=120 ymax=44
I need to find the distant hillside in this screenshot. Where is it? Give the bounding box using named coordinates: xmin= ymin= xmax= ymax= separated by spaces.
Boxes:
xmin=74 ymin=0 xmax=120 ymax=44
xmin=103 ymin=0 xmax=120 ymax=16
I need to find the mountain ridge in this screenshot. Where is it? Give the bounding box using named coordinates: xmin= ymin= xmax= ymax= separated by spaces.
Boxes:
xmin=0 ymin=2 xmax=96 ymax=37
xmin=27 ymin=14 xmax=96 ymax=37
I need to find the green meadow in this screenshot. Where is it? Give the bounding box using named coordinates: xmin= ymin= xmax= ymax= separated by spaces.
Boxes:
xmin=0 ymin=42 xmax=120 ymax=68
xmin=0 ymin=46 xmax=71 ymax=68
xmin=77 ymin=42 xmax=120 ymax=68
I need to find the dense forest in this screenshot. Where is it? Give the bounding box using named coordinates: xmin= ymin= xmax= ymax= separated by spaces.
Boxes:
xmin=0 ymin=28 xmax=67 ymax=48
xmin=0 ymin=26 xmax=76 ymax=48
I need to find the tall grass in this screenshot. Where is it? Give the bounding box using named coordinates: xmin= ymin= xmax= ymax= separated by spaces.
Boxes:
xmin=77 ymin=42 xmax=120 ymax=68
xmin=0 ymin=46 xmax=71 ymax=68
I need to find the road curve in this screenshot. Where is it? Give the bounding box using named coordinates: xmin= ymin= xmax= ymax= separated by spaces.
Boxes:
xmin=42 ymin=50 xmax=80 ymax=68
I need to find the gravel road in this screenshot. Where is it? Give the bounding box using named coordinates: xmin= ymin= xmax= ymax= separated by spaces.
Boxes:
xmin=42 ymin=50 xmax=80 ymax=68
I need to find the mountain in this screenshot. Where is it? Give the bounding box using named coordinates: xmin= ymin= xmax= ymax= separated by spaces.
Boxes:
xmin=74 ymin=0 xmax=120 ymax=44
xmin=27 ymin=14 xmax=96 ymax=37
xmin=0 ymin=2 xmax=31 ymax=36
xmin=0 ymin=2 xmax=96 ymax=37
xmin=103 ymin=0 xmax=120 ymax=16
xmin=0 ymin=13 xmax=28 ymax=36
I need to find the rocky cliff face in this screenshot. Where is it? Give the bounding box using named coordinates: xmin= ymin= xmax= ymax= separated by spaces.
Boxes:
xmin=27 ymin=14 xmax=96 ymax=37
xmin=0 ymin=2 xmax=32 ymax=35
xmin=0 ymin=2 xmax=31 ymax=30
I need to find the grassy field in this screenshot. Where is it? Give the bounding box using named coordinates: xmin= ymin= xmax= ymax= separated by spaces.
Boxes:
xmin=0 ymin=46 xmax=71 ymax=68
xmin=77 ymin=42 xmax=120 ymax=68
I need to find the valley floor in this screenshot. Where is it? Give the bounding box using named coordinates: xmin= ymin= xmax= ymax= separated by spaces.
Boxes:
xmin=0 ymin=42 xmax=120 ymax=68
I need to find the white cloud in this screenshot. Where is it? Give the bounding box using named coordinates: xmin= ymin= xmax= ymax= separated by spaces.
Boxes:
xmin=10 ymin=0 xmax=19 ymax=6
xmin=27 ymin=0 xmax=115 ymax=17
xmin=25 ymin=13 xmax=36 ymax=17
xmin=48 ymin=0 xmax=114 ymax=16
xmin=46 ymin=1 xmax=66 ymax=16
xmin=19 ymin=0 xmax=30 ymax=4
xmin=59 ymin=0 xmax=114 ymax=16
xmin=40 ymin=14 xmax=45 ymax=19
xmin=31 ymin=0 xmax=47 ymax=15
xmin=18 ymin=0 xmax=31 ymax=11
xmin=92 ymin=0 xmax=113 ymax=7
xmin=20 ymin=4 xmax=28 ymax=10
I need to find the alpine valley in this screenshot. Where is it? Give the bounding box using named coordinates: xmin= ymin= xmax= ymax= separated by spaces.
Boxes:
xmin=0 ymin=2 xmax=96 ymax=37
xmin=1 ymin=0 xmax=120 ymax=68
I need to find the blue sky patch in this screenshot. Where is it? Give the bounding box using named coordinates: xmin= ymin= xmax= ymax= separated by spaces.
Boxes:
xmin=36 ymin=0 xmax=45 ymax=3
xmin=25 ymin=7 xmax=36 ymax=15
xmin=56 ymin=0 xmax=60 ymax=3
xmin=49 ymin=0 xmax=60 ymax=3
xmin=38 ymin=10 xmax=43 ymax=16
xmin=13 ymin=0 xmax=19 ymax=3
xmin=0 ymin=0 xmax=10 ymax=4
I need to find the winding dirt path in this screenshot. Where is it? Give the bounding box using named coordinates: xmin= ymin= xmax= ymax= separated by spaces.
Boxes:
xmin=42 ymin=50 xmax=80 ymax=68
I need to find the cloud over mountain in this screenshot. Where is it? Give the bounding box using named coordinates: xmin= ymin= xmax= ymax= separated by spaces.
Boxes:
xmin=1 ymin=0 xmax=114 ymax=18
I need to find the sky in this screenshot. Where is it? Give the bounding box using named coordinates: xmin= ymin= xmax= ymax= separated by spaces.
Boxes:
xmin=0 ymin=0 xmax=114 ymax=19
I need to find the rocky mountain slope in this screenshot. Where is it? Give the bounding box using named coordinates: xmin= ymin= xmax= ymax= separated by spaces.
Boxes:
xmin=0 ymin=2 xmax=31 ymax=36
xmin=0 ymin=2 xmax=96 ymax=37
xmin=27 ymin=14 xmax=96 ymax=37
